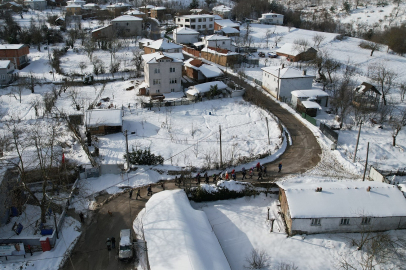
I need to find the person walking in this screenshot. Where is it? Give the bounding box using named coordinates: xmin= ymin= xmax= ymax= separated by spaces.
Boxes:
xmin=106 ymin=238 xmax=112 ymax=251
xmin=79 ymin=212 xmax=84 ymax=223
xmin=136 ymin=188 xmax=142 ymax=200
xmin=27 ymin=244 xmax=33 ymax=256
xmin=161 ymin=182 xmax=165 ymax=190
xmin=196 ymin=173 xmax=201 ymax=184
xmin=225 ymin=171 xmax=229 ymax=180
xmin=256 ymin=162 xmax=261 ymax=172
xmin=111 ymin=237 xmax=116 ymax=249
xmin=232 ymin=172 xmax=236 ymax=180
xmin=249 ymin=168 xmax=253 ymax=179
xmin=278 ymin=163 xmax=282 ymax=173
xmin=241 ymin=167 xmax=246 ymax=180
xmin=129 ymin=189 xmax=133 ymax=199
xmin=175 ymin=176 xmax=178 ymax=186
xmin=205 ymin=172 xmax=209 ymax=184
xmin=263 ymin=166 xmax=267 ymax=176
xmin=257 ymin=171 xmax=263 ymax=181
xmin=147 ymin=185 xmax=153 ymax=196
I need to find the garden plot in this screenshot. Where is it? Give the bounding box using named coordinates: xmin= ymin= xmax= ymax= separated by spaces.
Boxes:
xmin=98 ymin=97 xmax=283 ymax=168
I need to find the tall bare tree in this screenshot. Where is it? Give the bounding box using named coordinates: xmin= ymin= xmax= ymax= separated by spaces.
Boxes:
xmin=389 ymin=107 xmax=406 ymax=146
xmin=368 ymin=63 xmax=397 ymax=105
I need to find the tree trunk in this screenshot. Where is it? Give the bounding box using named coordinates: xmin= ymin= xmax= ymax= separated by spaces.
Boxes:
xmin=370 ymin=49 xmax=374 ymax=56
xmin=393 ymin=135 xmax=396 ymax=146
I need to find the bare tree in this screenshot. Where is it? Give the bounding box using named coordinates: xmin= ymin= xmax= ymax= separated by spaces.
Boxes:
xmin=244 ymin=248 xmax=270 ymax=269
xmin=78 ymin=61 xmax=87 ymax=74
xmin=359 ymin=41 xmax=382 ymax=56
xmin=132 ymin=50 xmax=144 ymax=77
xmin=264 ymin=29 xmax=272 ymax=48
xmin=368 ymin=63 xmax=397 ymax=105
xmin=389 ymin=107 xmax=406 ymax=146
xmin=312 ymin=33 xmax=326 ymax=49
xmin=274 ymin=34 xmax=283 ymax=48
xmin=293 ymin=38 xmax=310 ymax=54
xmin=11 ymin=83 xmax=26 ymax=103
xmin=400 ymin=83 xmax=406 ymax=101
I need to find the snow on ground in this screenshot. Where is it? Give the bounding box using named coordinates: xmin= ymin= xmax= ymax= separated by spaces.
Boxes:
xmin=192 ymin=191 xmax=405 ymax=270
xmin=133 ymin=190 xmax=231 ymax=270
xmin=0 ymin=216 xmax=81 ymax=270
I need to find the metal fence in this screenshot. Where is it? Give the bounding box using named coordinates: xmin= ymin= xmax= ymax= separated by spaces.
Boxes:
xmin=141 ymin=99 xmax=197 ymax=108
xmin=320 ymin=122 xmax=339 ymax=142
xmin=301 ymin=112 xmax=317 ymax=126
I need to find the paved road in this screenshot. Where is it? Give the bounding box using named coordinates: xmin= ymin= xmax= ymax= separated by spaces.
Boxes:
xmin=62 ymin=82 xmax=321 ymax=269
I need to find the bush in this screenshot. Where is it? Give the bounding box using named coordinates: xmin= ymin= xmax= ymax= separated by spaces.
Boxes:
xmin=244 ymin=249 xmax=270 ymax=269
xmin=188 ymin=183 xmax=258 ymax=202
xmin=124 ymin=148 xmax=164 ymax=166
xmin=334 ymin=34 xmax=348 ymax=41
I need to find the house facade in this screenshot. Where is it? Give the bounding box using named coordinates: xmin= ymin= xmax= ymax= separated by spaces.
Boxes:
xmin=66 ymin=5 xmax=81 ymax=15
xmin=291 ymin=89 xmax=329 ymax=108
xmin=175 ymin=14 xmax=215 ymax=34
xmin=262 ymin=65 xmax=315 ymax=101
xmin=279 ymin=181 xmax=406 ymax=235
xmin=202 ymin=35 xmax=232 ymax=50
xmin=112 ymin=15 xmax=143 ymax=37
xmin=0 ymin=44 xmax=29 ymax=69
xmin=259 ymin=13 xmax=284 ymax=25
xmin=276 ymin=43 xmax=317 ymax=62
xmin=173 ymin=27 xmax=199 ymax=44
xmin=184 ymin=58 xmax=223 ymax=83
xmin=143 ymin=52 xmax=183 ymax=94
xmin=150 ymin=6 xmax=166 ymax=20
xmin=0 ymin=60 xmax=16 ymax=85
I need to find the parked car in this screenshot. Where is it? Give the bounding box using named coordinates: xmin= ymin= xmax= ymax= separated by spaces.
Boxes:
xmin=258 ymin=52 xmax=266 ymax=57
xmin=268 ymin=52 xmax=277 ymax=58
xmin=119 ymin=229 xmax=134 ymax=261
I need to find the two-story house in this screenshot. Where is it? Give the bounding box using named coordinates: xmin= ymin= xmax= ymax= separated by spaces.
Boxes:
xmin=175 ymin=14 xmax=215 ymax=34
xmin=0 ymin=44 xmax=29 ymax=69
xmin=202 ymin=35 xmax=232 ymax=51
xmin=259 ymin=13 xmax=284 ymax=25
xmin=112 ymin=15 xmax=143 ymax=37
xmin=142 ymin=52 xmax=183 ymax=94
xmin=261 ymin=64 xmax=315 ymax=101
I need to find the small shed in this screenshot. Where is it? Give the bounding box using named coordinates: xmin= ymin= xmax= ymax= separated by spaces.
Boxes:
xmin=352 ymin=82 xmax=381 ymax=110
xmin=85 ymin=109 xmax=123 ymax=135
xmin=276 ymin=43 xmax=317 ymax=62
xmin=291 ymin=89 xmax=329 ymax=108
xmin=297 ymin=100 xmax=322 ymax=117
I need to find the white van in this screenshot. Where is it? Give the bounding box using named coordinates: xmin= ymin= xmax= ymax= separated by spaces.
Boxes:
xmin=119 ymin=229 xmax=134 ymax=261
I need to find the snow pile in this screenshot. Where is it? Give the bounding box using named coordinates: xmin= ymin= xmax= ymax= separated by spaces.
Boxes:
xmin=200 ymin=180 xmax=250 ymax=193
xmin=134 ymin=190 xmax=231 ymax=270
xmin=187 ymin=81 xmax=227 ymax=96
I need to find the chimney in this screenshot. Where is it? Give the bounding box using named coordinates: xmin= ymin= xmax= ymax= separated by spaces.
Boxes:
xmin=367 ymin=186 xmax=371 ymax=192
xmin=302 ymin=70 xmax=307 ymax=76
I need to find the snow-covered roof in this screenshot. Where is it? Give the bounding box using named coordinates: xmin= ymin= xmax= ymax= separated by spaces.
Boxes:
xmin=67 ymin=5 xmax=82 ymax=8
xmin=0 ymin=44 xmax=26 ymax=50
xmin=204 ymin=34 xmax=231 ymax=41
xmin=199 ymin=64 xmax=223 ymax=78
xmin=212 ymin=5 xmax=232 ymax=12
xmin=119 ymin=229 xmax=131 ymax=246
xmin=213 ymin=15 xmax=223 ymax=20
xmin=151 ymin=6 xmax=165 ymax=10
xmin=126 ymin=9 xmax=145 ymax=15
xmin=146 ymin=39 xmax=182 ymax=50
xmin=221 ymin=26 xmax=240 ymax=34
xmin=91 ymin=25 xmax=110 ymax=33
xmin=107 ymin=2 xmax=132 ymax=8
xmin=85 ymin=109 xmax=122 ymax=127
xmin=291 ymin=89 xmax=329 ymax=98
xmin=83 ymin=3 xmax=98 ymax=7
xmin=261 ymin=12 xmax=282 ymax=16
xmin=0 ymin=60 xmax=11 ymax=69
xmin=261 ymin=66 xmax=315 ymax=79
xmin=215 ymin=19 xmax=239 ymax=28
xmin=193 ymin=41 xmax=205 ymax=47
xmin=174 ymin=27 xmax=199 ymax=35
xmin=142 ymin=52 xmax=183 ymax=63
xmin=112 ymin=15 xmax=142 ymax=22
xmin=279 ymin=181 xmax=406 ymax=219
xmin=179 ymin=14 xmax=214 ymax=19
xmin=139 ymin=5 xmax=155 ymax=8
xmin=136 ymin=190 xmax=231 ymax=270
xmin=276 ymin=43 xmax=301 ymax=56
xmin=300 ymin=100 xmax=322 ymax=109
xmin=187 ymin=81 xmax=227 ymax=96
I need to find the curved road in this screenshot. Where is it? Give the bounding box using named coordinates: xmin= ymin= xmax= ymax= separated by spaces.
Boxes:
xmin=62 ymin=78 xmax=321 ymax=270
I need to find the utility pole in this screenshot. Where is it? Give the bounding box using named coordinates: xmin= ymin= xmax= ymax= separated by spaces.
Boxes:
xmin=353 ymin=120 xmax=362 ymax=162
xmin=124 ymin=130 xmax=129 ymax=170
xmin=53 ymin=213 xmax=59 ymax=239
xmin=266 ymin=117 xmax=270 ymax=145
xmin=276 ymin=68 xmax=281 ymax=101
xmin=219 ymin=125 xmax=222 ymax=168
xmin=362 ymin=142 xmax=369 ymax=181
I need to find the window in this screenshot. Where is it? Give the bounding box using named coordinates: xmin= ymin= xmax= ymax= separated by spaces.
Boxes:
xmin=198 ymin=25 xmax=201 ymax=29
xmin=191 ymin=25 xmax=196 ymax=29
xmin=209 ymin=24 xmax=213 ymax=28
xmin=170 ymin=78 xmax=177 ymax=84
xmin=203 ymin=18 xmax=206 ymax=22
xmin=171 ymin=88 xmax=175 ymax=92
xmin=209 ymin=18 xmax=213 ymax=21
xmin=361 ymin=217 xmax=371 ymax=225
xmin=177 ymin=18 xmax=181 ymax=22
xmin=156 ymin=90 xmax=160 ymax=93
xmin=154 ymin=68 xmax=160 ymax=74
xmin=185 ymin=19 xmax=190 ymax=22
xmin=311 ymin=218 xmax=321 ymax=226
xmin=198 ymin=18 xmax=202 ymax=22
xmin=126 ymin=23 xmax=129 ymax=26
xmin=340 ymin=218 xmax=350 ymax=225
xmin=153 ymin=79 xmax=161 ymax=85
xmin=222 ymin=41 xmax=225 ymax=44
xmin=191 ymin=19 xmax=196 ymax=22
xmin=202 ymin=25 xmax=206 ymax=28
xmin=170 ymin=67 xmax=175 ymax=72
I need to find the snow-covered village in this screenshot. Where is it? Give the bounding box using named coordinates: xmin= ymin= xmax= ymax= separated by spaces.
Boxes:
xmin=0 ymin=0 xmax=406 ymax=268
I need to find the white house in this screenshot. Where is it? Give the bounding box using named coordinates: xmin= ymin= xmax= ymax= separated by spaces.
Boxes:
xmin=173 ymin=27 xmax=199 ymax=44
xmin=175 ymin=14 xmax=215 ymax=34
xmin=259 ymin=13 xmax=284 ymax=25
xmin=202 ymin=35 xmax=232 ymax=50
xmin=24 ymin=0 xmax=46 ymax=10
xmin=279 ymin=181 xmax=406 ymax=235
xmin=212 ymin=5 xmax=232 ymax=19
xmin=144 ymin=39 xmax=183 ymax=54
xmin=0 ymin=60 xmax=15 ymax=85
xmin=142 ymin=52 xmax=183 ymax=94
xmin=112 ymin=15 xmax=143 ymax=37
xmin=291 ymin=89 xmax=329 ymax=108
xmin=261 ymin=65 xmax=315 ymax=101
